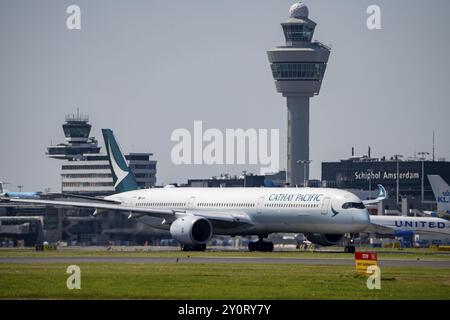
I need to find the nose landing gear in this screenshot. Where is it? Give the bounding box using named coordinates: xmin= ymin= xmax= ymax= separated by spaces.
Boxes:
xmin=344 ymin=245 xmax=355 ymax=253
xmin=344 ymin=233 xmax=356 ymax=253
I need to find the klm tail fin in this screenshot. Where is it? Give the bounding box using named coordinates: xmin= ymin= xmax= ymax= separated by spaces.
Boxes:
xmin=102 ymin=129 xmax=138 ymax=193
xmin=428 ymin=175 xmax=450 ymax=212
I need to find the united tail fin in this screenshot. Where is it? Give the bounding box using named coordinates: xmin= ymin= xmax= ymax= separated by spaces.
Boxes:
xmin=102 ymin=129 xmax=138 ymax=193
xmin=427 ymin=175 xmax=450 ymax=212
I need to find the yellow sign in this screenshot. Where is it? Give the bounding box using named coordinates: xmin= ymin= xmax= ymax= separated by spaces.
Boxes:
xmin=354 ymin=252 xmax=378 ymax=274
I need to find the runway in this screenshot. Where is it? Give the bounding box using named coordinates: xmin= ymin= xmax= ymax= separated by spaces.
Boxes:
xmin=1 ymin=256 xmax=449 ymax=267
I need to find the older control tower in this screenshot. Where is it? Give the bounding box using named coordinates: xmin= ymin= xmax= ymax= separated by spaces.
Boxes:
xmin=267 ymin=2 xmax=330 ymax=186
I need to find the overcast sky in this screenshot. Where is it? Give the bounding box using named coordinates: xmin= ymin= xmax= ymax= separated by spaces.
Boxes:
xmin=1 ymin=0 xmax=449 ymax=192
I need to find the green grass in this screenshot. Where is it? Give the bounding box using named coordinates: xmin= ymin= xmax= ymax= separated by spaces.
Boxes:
xmin=0 ymin=263 xmax=449 ymax=299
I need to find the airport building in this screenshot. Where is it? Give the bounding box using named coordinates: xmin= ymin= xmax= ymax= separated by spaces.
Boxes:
xmin=322 ymin=150 xmax=450 ymax=209
xmin=185 ymin=171 xmax=286 ymax=188
xmin=47 ymin=112 xmax=157 ymax=196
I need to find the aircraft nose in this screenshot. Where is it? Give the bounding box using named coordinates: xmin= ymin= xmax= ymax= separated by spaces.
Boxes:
xmin=353 ymin=209 xmax=371 ymax=229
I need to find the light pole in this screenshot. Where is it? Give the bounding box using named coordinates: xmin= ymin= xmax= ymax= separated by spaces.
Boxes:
xmin=296 ymin=160 xmax=312 ymax=187
xmin=367 ymin=169 xmax=373 ymax=199
xmin=393 ymin=154 xmax=404 ymax=204
xmin=418 ymin=152 xmax=430 ymax=205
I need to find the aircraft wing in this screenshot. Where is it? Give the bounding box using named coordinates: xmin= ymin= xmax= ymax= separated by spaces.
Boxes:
xmin=3 ymin=197 xmax=254 ymax=228
xmin=362 ymin=222 xmax=395 ymax=234
xmin=362 ymin=185 xmax=387 ymax=206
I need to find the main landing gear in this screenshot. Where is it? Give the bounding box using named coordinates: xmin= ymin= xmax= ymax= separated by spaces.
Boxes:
xmin=182 ymin=244 xmax=207 ymax=251
xmin=248 ymin=237 xmax=274 ymax=252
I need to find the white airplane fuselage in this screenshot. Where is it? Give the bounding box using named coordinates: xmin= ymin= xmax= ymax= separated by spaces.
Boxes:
xmin=369 ymin=215 xmax=450 ymax=236
xmin=106 ymin=187 xmax=370 ymax=236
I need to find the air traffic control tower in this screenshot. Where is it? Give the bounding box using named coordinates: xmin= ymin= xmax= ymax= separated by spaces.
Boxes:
xmin=267 ymin=2 xmax=330 ymax=186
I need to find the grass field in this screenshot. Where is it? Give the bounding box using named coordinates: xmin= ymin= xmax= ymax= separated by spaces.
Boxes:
xmin=0 ymin=248 xmax=449 ymax=299
xmin=0 ymin=262 xmax=449 ymax=299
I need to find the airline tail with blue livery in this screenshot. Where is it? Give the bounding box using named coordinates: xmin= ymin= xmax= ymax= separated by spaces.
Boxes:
xmin=101 ymin=129 xmax=138 ymax=193
xmin=428 ymin=175 xmax=450 ymax=213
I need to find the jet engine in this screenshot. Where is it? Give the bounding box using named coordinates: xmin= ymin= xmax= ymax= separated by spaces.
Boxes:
xmin=305 ymin=233 xmax=344 ymax=246
xmin=170 ymin=216 xmax=213 ymax=245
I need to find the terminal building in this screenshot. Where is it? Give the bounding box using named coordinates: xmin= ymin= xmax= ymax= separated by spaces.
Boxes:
xmin=47 ymin=112 xmax=157 ymax=196
xmin=185 ymin=171 xmax=286 ymax=188
xmin=322 ymin=150 xmax=450 ymax=210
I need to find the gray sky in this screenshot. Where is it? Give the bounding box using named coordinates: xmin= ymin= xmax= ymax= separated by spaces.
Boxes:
xmin=1 ymin=0 xmax=450 ymax=191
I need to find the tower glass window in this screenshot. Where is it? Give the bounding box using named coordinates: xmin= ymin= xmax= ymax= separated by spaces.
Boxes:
xmin=270 ymin=63 xmax=326 ymax=80
xmin=282 ymin=24 xmax=315 ymax=42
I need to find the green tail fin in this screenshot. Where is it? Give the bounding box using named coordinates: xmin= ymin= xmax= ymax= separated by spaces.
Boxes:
xmin=102 ymin=129 xmax=138 ymax=193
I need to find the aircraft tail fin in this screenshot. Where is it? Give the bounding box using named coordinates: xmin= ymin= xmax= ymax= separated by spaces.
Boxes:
xmin=102 ymin=129 xmax=138 ymax=193
xmin=427 ymin=175 xmax=450 ymax=212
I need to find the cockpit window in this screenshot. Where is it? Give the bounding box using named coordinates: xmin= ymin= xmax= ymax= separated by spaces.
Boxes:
xmin=342 ymin=202 xmax=365 ymax=209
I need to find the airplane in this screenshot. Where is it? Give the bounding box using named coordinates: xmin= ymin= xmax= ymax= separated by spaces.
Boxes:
xmin=2 ymin=129 xmax=387 ymax=252
xmin=0 ymin=182 xmax=41 ymax=199
xmin=426 ymin=175 xmax=450 ymax=219
xmin=363 ymin=215 xmax=450 ymax=246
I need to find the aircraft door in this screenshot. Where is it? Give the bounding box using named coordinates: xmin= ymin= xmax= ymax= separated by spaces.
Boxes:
xmin=256 ymin=196 xmax=265 ymax=214
xmin=321 ymin=197 xmax=330 ymax=215
xmin=188 ymin=196 xmax=196 ymax=210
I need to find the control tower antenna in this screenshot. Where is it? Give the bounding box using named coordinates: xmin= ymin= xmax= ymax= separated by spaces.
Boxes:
xmin=267 ymin=2 xmax=330 ymax=186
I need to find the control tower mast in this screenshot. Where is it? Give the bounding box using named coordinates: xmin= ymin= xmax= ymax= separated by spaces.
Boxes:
xmin=267 ymin=2 xmax=330 ymax=186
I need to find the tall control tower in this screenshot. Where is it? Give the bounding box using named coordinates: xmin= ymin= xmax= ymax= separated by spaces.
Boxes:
xmin=267 ymin=2 xmax=330 ymax=186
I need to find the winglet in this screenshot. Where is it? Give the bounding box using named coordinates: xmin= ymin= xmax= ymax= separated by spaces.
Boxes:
xmin=362 ymin=184 xmax=388 ymax=206
xmin=377 ymin=184 xmax=387 ymax=200
xmin=102 ymin=129 xmax=138 ymax=193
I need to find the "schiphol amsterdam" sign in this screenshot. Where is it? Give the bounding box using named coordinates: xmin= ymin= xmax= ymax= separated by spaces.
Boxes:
xmin=354 ymin=171 xmax=420 ymax=180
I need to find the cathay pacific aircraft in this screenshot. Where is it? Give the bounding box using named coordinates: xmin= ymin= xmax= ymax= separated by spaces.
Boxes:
xmin=4 ymin=129 xmax=387 ymax=252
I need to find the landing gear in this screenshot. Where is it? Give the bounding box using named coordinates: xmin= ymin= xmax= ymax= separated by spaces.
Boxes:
xmin=344 ymin=245 xmax=355 ymax=254
xmin=344 ymin=233 xmax=356 ymax=254
xmin=182 ymin=243 xmax=207 ymax=251
xmin=248 ymin=238 xmax=274 ymax=252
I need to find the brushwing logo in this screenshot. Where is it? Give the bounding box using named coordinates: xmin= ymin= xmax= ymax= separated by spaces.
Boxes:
xmin=331 ymin=205 xmax=339 ymax=217
xmin=107 ymin=140 xmax=128 ymax=188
